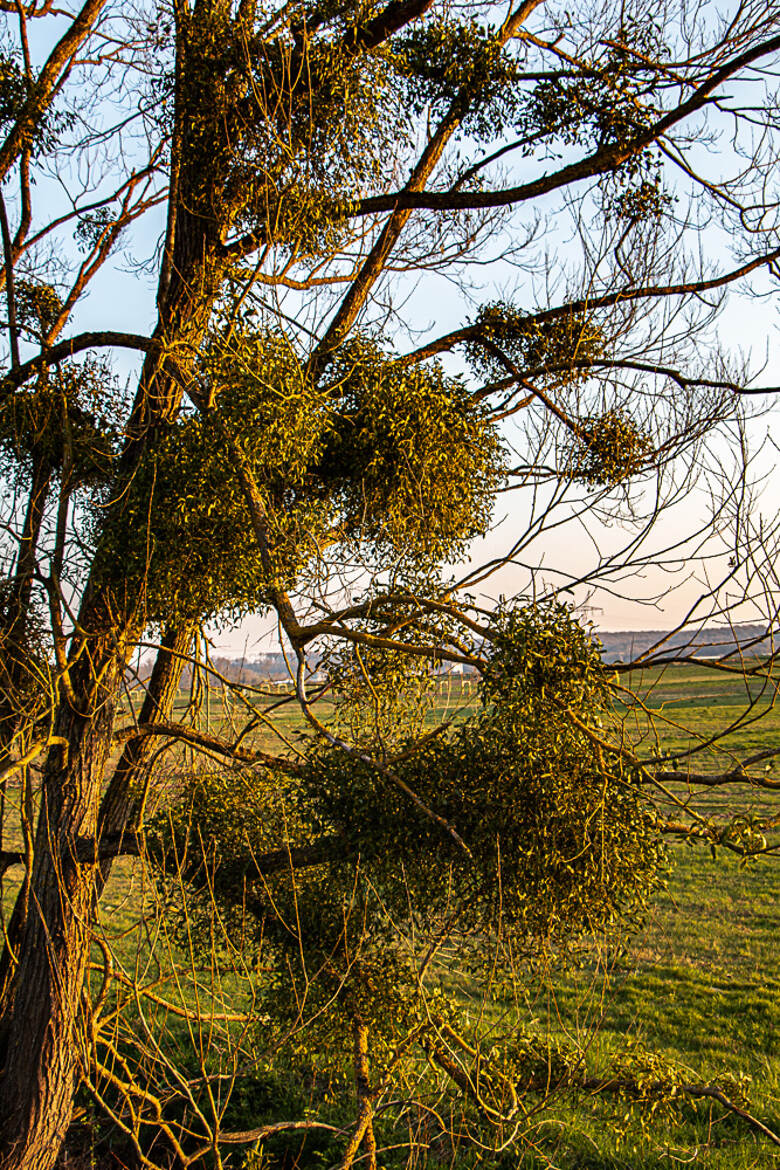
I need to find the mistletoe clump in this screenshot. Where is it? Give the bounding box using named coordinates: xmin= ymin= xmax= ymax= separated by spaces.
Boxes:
xmin=12 ymin=279 xmax=64 ymax=341
xmin=207 ymin=326 xmax=332 ymax=482
xmin=320 ymin=337 xmax=505 ymax=562
xmin=324 ymin=640 xmax=436 ymax=752
xmin=153 ymin=762 xmax=434 ymax=1066
xmin=151 ymin=603 xmax=662 ymax=1117
xmin=466 ymin=302 xmax=606 ymax=384
xmin=228 ymin=25 xmax=402 ymax=253
xmin=574 ymin=409 xmax=653 ymax=486
xmin=482 ymin=600 xmax=606 ymax=709
xmin=0 ymin=361 xmax=118 ymax=485
xmin=399 ymin=19 xmax=523 ymax=137
xmin=519 ymin=18 xmax=666 ymax=154
xmin=94 ymin=329 xmax=334 ymax=624
xmin=93 ymin=327 xmax=507 ymax=622
xmin=305 ymin=602 xmax=662 ymax=948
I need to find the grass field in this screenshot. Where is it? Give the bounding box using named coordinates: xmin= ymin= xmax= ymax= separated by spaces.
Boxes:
xmin=509 ymin=662 xmax=780 ymax=1168
xmin=92 ymin=663 xmax=780 ymax=1167
xmin=525 ymin=845 xmax=780 ymax=1168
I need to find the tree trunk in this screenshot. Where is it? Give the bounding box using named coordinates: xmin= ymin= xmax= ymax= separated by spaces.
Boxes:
xmin=0 ymin=456 xmax=52 ymax=752
xmin=0 ymin=302 xmax=218 ymax=1170
xmin=0 ymin=645 xmax=124 ymax=1169
xmin=0 ymin=6 xmax=238 ymax=1159
xmin=0 ymin=619 xmax=193 ymax=1167
xmin=99 ymin=621 xmax=195 ymax=837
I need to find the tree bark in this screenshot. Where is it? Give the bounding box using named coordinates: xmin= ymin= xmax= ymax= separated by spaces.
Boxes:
xmin=0 ymin=5 xmax=248 ymax=1163
xmin=0 ymin=455 xmax=52 ymax=752
xmin=97 ymin=621 xmax=195 ymax=850
xmin=0 ymin=644 xmax=124 ymax=1169
xmin=0 ymin=248 xmax=224 ymax=1170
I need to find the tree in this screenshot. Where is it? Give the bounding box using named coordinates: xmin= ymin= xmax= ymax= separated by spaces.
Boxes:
xmin=0 ymin=0 xmax=780 ymax=1165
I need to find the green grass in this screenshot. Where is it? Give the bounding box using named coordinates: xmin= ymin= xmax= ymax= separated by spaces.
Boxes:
xmin=516 ymin=841 xmax=780 ymax=1168
xmin=98 ymin=665 xmax=780 ymax=1166
xmin=508 ymin=662 xmax=780 ymax=1167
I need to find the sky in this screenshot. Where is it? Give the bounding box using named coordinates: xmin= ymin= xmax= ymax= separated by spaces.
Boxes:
xmin=33 ymin=176 xmax=780 ymax=656
xmin=11 ymin=6 xmax=780 ymax=656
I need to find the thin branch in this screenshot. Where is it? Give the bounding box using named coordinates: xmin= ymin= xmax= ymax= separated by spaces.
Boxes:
xmin=112 ymin=719 xmax=304 ymax=774
xmin=0 ymin=188 xmax=20 ymax=368
xmin=186 ymin=1120 xmax=341 ymax=1167
xmin=0 ymin=330 xmax=159 ymax=399
xmin=350 ymin=32 xmax=780 ymax=216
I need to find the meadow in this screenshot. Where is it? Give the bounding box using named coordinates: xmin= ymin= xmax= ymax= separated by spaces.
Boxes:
xmin=90 ymin=662 xmax=780 ymax=1167
xmin=507 ymin=662 xmax=780 ymax=1169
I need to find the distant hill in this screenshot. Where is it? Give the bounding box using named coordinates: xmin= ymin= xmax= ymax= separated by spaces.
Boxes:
xmin=595 ymin=622 xmax=771 ymax=664
xmin=177 ymin=653 xmax=293 ymax=687
xmin=140 ymin=625 xmax=772 ymax=689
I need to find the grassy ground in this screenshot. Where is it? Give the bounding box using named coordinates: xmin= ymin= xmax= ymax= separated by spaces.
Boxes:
xmin=511 ymin=662 xmax=780 ymax=1168
xmin=518 ymin=844 xmax=780 ymax=1168
xmin=92 ymin=664 xmax=780 ymax=1166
